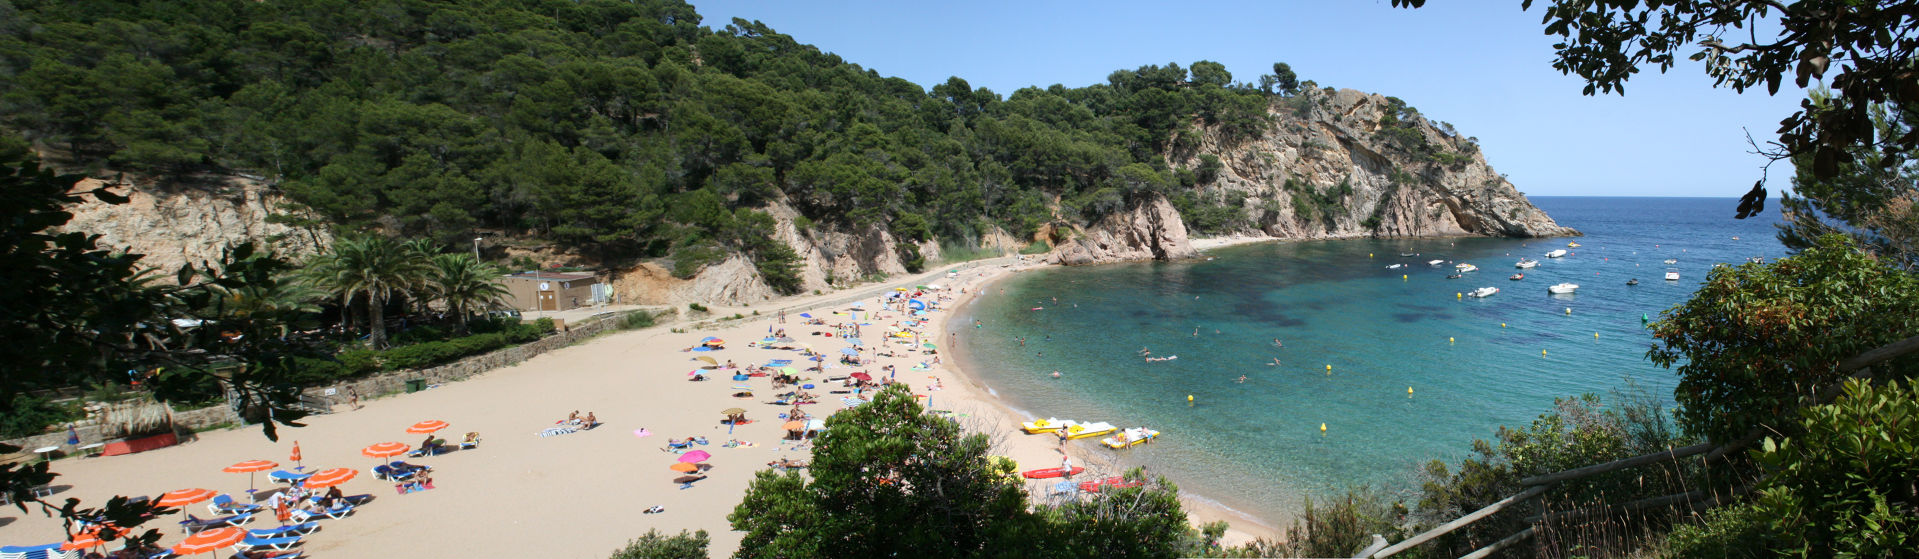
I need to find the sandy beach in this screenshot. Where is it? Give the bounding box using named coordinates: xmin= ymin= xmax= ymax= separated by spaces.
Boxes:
xmin=1 ymin=245 xmax=1280 ymax=556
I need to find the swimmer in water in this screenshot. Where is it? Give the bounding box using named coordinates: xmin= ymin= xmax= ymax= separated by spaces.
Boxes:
xmin=1051 ymin=371 xmax=1061 ymax=378
xmin=1237 ymin=375 xmax=1247 ymax=383
xmin=1193 ymin=328 xmax=1199 ymax=337
xmin=1273 ymin=339 xmax=1282 ymax=348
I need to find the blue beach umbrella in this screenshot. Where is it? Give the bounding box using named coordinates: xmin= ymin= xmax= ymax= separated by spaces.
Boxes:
xmin=800 ymin=313 xmax=812 ymax=318
xmin=839 ymin=348 xmax=858 ymax=355
xmin=908 ymin=299 xmax=926 ymax=311
xmin=700 ymin=336 xmax=720 ymax=343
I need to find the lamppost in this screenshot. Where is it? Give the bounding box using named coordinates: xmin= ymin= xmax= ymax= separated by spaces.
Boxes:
xmin=471 ymin=237 xmax=482 ymax=261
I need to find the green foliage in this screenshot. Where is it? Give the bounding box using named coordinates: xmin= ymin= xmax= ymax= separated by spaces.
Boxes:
xmin=1194 ymin=154 xmax=1223 ymax=184
xmin=303 ymin=236 xmax=431 ymax=348
xmin=687 ymin=302 xmax=708 ymax=313
xmin=1746 ymin=378 xmax=1919 ymax=556
xmin=670 ymin=242 xmax=727 ymax=279
xmin=730 ymin=384 xmax=1210 ymax=558
xmin=1664 ymin=501 xmax=1780 ymax=558
xmin=1413 ymin=389 xmax=1687 ymax=556
xmin=1 ymin=394 xmax=81 ymax=438
xmin=1649 ymin=235 xmax=1919 ymax=443
xmin=609 ymin=529 xmax=710 ymax=559
xmin=1267 ymin=488 xmax=1408 ymax=558
xmin=1778 ymin=93 xmax=1918 ymax=270
xmin=619 ymin=310 xmax=662 ymax=331
xmin=1171 ymin=192 xmax=1245 ymax=235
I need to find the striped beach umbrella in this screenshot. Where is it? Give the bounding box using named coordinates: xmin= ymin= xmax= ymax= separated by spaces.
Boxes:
xmin=362 ymin=442 xmax=410 ymax=468
xmin=406 ymin=420 xmax=449 ymax=434
xmin=170 ymin=526 xmax=245 ymax=556
xmin=156 ymin=488 xmax=216 ymax=508
xmin=221 ymin=460 xmax=277 ymax=492
xmin=303 ymin=467 xmax=357 ymax=489
xmin=61 ymin=525 xmax=121 ymax=551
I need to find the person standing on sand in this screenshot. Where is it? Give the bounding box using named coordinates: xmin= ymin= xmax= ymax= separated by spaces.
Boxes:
xmin=348 ymin=387 xmax=361 ymax=410
xmin=1061 ymin=454 xmax=1074 ymax=478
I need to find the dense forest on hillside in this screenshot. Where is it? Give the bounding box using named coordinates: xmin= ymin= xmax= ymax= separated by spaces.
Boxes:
xmin=0 ymin=0 xmax=1339 ymax=291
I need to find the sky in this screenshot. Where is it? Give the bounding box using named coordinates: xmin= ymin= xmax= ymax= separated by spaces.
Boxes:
xmin=688 ymin=0 xmax=1811 ymax=197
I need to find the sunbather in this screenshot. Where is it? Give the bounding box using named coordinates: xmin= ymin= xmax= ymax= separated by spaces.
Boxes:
xmin=583 ymin=412 xmax=598 ymax=428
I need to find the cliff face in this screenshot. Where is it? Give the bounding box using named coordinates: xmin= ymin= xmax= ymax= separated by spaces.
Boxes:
xmin=59 ymin=176 xmax=330 ymax=273
xmin=1054 ymin=194 xmax=1197 ymax=266
xmin=1172 ymin=88 xmax=1577 ymax=241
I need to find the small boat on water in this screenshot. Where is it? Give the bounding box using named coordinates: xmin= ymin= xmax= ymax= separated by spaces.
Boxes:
xmin=1456 ymin=263 xmax=1478 ymax=273
xmin=1548 ymin=283 xmax=1579 ymax=294
xmin=1545 ymin=249 xmax=1568 ymax=258
xmin=1665 ymin=268 xmax=1681 ymax=281
xmin=1663 ymin=258 xmax=1678 ymax=265
xmin=1515 ymin=258 xmax=1538 ymax=269
xmin=1626 ymin=278 xmax=1639 ymax=286
xmin=1446 ymin=273 xmax=1463 ymax=279
xmin=1509 ymin=273 xmax=1525 ymax=281
xmin=1101 ymin=427 xmax=1160 ymax=449
xmin=1063 ymin=421 xmax=1118 ymax=440
xmin=1399 ymin=252 xmax=1416 ymax=257
xmin=1567 ymin=241 xmax=1582 ymax=247
xmin=1021 ymin=418 xmax=1076 ymax=434
xmin=1022 ymin=466 xmax=1086 ymax=479
xmin=1747 ymin=256 xmax=1765 ymax=264
xmin=1468 ymin=287 xmax=1500 ymax=298
xmin=1428 ymin=259 xmax=1446 ymax=266
xmin=1387 ymin=263 xmax=1406 ymax=269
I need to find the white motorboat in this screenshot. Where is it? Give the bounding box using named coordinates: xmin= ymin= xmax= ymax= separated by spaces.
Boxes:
xmin=1468 ymin=287 xmax=1499 ymax=298
xmin=1456 ymin=263 xmax=1478 ymax=273
xmin=1663 ymin=258 xmax=1678 ymax=265
xmin=1548 ymin=283 xmax=1578 ymax=294
xmin=1515 ymin=258 xmax=1538 ymax=269
xmin=1665 ymin=268 xmax=1681 ymax=281
xmin=1387 ymin=263 xmax=1406 ymax=269
xmin=1428 ymin=259 xmax=1446 ymax=266
xmin=1545 ymin=249 xmax=1568 ymax=258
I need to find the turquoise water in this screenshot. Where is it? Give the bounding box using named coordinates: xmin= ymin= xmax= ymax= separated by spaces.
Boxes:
xmin=953 ymin=197 xmax=1788 ymax=523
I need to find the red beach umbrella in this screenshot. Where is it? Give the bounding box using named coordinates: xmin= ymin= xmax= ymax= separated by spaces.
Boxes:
xmin=850 ymin=372 xmax=872 ymax=381
xmin=170 ymin=526 xmax=245 ymax=555
xmin=221 ymin=460 xmax=277 ymax=492
xmin=406 ymin=420 xmax=449 ymax=434
xmin=303 ymin=467 xmax=358 ymax=489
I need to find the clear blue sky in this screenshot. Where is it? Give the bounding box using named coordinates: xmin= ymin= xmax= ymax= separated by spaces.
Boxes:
xmin=689 ymin=0 xmax=1809 ymax=197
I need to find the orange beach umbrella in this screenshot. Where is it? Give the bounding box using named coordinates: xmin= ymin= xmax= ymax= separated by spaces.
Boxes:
xmin=170 ymin=526 xmax=245 ymax=555
xmin=781 ymin=421 xmax=804 ymax=430
xmin=303 ymin=467 xmax=358 ymax=489
xmin=406 ymin=420 xmax=450 ymax=434
xmin=61 ymin=525 xmax=122 ymax=551
xmin=156 ymin=488 xmax=216 ymax=508
xmin=669 ymin=462 xmax=699 ymax=472
xmin=362 ymin=442 xmax=409 ymax=459
xmin=222 ymin=460 xmax=278 ymax=492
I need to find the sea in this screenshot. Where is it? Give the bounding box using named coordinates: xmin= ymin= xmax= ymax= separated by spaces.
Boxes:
xmin=951 ymin=197 xmax=1789 ymax=526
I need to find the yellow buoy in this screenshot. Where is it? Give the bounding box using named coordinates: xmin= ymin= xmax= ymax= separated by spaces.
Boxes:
xmin=1408 ymin=386 xmax=1415 ymax=398
xmin=1320 ymin=423 xmax=1327 ymax=433
xmin=1457 ymin=292 xmax=1463 ymax=299
xmin=1565 ymin=307 xmax=1572 ymax=315
xmin=1595 ymin=332 xmax=1600 ymax=339
xmin=1403 ymin=274 xmax=1408 ymax=280
xmin=1369 ymin=253 xmax=1373 ymax=258
xmin=1187 ymin=394 xmax=1194 ymax=404
xmin=1542 ymin=349 xmax=1548 ymax=356
xmin=1325 ymin=364 xmax=1332 ymax=374
xmin=1448 ymin=337 xmax=1455 ymax=343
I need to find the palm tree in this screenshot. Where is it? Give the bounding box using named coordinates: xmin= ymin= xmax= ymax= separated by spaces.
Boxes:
xmin=304 ymin=236 xmax=429 ymax=348
xmin=429 ymin=253 xmax=511 ymax=335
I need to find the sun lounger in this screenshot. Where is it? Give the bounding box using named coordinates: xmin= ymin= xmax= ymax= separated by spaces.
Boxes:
xmin=289 ymin=502 xmax=353 ymax=522
xmin=249 ymin=522 xmax=320 ymax=538
xmin=233 ymin=550 xmax=304 ymax=559
xmin=209 ymin=494 xmax=263 ymax=515
xmin=0 ymin=542 xmax=73 ymax=559
xmin=240 ymin=534 xmax=303 ymax=551
xmin=267 ymin=470 xmax=311 ymax=485
xmin=180 ymin=512 xmax=253 ymax=532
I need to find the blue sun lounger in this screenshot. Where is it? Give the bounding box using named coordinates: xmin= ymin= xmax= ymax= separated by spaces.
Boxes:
xmin=249 ymin=522 xmax=320 ymax=538
xmin=267 ymin=470 xmax=312 ymax=485
xmin=181 ymin=512 xmax=254 ymax=532
xmin=0 ymin=542 xmax=67 ymax=559
xmin=240 ymin=533 xmax=303 ymax=551
xmin=209 ymin=494 xmax=263 ymax=515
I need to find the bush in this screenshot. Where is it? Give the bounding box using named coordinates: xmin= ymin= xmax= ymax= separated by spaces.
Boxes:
xmin=1665 ymin=502 xmax=1778 ymax=558
xmin=2 ymin=394 xmax=81 ymax=438
xmin=620 ymin=311 xmax=659 ymax=330
xmin=338 ymin=349 xmax=382 ymax=376
xmin=609 ymin=529 xmax=709 ymax=559
xmin=688 ymin=302 xmax=708 ymax=313
xmin=1267 ymin=488 xmax=1408 ymax=558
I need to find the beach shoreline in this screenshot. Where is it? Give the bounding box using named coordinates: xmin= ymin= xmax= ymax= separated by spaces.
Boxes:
xmin=931 ymin=255 xmax=1283 ymax=546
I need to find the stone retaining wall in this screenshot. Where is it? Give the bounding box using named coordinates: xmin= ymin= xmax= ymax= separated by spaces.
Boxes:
xmin=3 ymin=311 xmax=644 ymax=454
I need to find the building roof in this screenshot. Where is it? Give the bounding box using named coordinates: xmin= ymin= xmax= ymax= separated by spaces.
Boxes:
xmin=504 ymin=271 xmax=597 ymax=282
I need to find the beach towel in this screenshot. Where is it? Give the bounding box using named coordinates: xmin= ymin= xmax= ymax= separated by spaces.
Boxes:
xmin=841 ymin=397 xmax=867 ymax=408
xmin=537 ymin=425 xmax=579 ymax=437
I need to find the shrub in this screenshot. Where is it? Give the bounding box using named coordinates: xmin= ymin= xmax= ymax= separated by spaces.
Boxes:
xmin=337 ymin=349 xmax=382 ymax=376
xmin=1268 ymin=488 xmax=1408 ymax=558
xmin=620 ymin=311 xmax=659 ymax=330
xmin=1 ymin=394 xmax=81 ymax=438
xmin=688 ymin=302 xmax=708 ymax=313
xmin=609 ymin=529 xmax=710 ymax=559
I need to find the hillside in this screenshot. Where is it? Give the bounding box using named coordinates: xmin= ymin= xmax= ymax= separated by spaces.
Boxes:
xmin=1 ymin=0 xmax=1572 ymax=305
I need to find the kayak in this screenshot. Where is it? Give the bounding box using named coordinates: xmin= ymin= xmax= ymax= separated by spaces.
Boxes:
xmin=1077 ymin=476 xmax=1144 ymax=492
xmin=1022 ymin=466 xmax=1085 ymax=479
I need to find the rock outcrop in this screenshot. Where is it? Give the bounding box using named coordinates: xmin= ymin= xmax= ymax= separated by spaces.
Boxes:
xmin=1054 ymin=194 xmax=1196 ymax=266
xmin=1170 ymin=88 xmax=1577 ymax=242
xmin=59 ymin=176 xmax=329 ymax=273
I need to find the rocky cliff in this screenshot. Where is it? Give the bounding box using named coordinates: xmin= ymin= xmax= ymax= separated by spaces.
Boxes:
xmin=59 ymin=176 xmax=330 ymax=273
xmin=1169 ymin=88 xmax=1576 ymax=242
